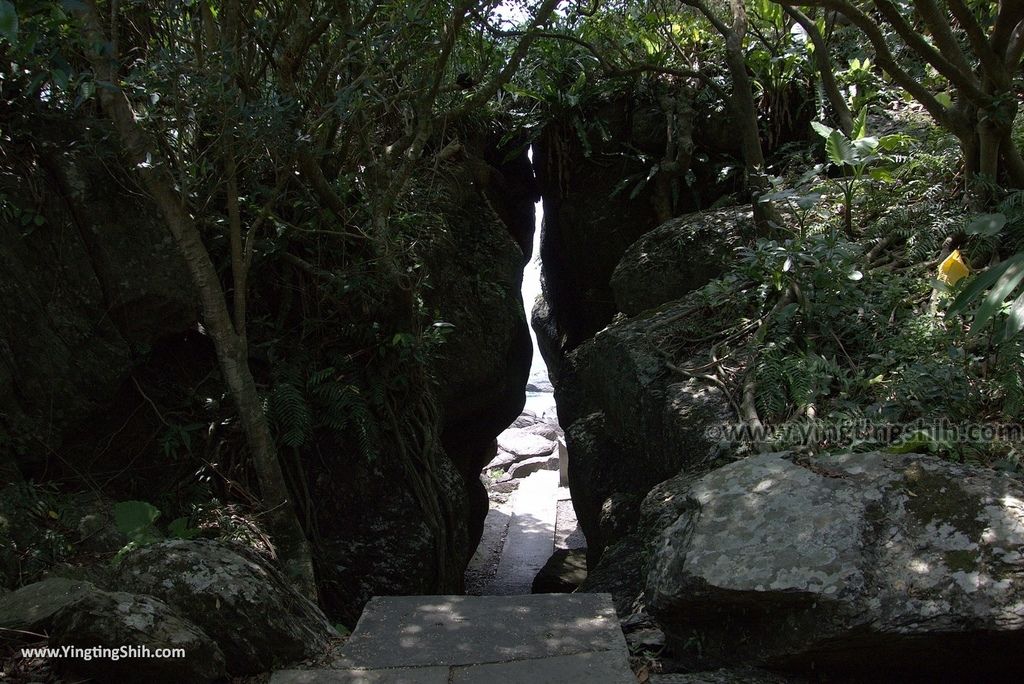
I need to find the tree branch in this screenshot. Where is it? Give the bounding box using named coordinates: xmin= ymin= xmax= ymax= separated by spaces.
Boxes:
xmin=780 ymin=3 xmax=853 ymax=135
xmin=946 ymin=0 xmax=1009 ymax=87
xmin=871 ymin=0 xmax=986 ymax=104
xmin=795 ymin=0 xmax=956 ymax=129
xmin=911 ymin=0 xmax=976 ymax=79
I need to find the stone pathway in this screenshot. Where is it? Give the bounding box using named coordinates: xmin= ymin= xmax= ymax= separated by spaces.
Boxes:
xmin=485 ymin=469 xmax=560 ymax=595
xmin=270 ymin=593 xmax=635 ymax=683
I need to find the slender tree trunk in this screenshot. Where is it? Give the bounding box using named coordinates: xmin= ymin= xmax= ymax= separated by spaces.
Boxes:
xmin=76 ymin=1 xmax=318 ymax=599
xmin=1001 ymin=130 xmax=1024 ymax=188
xmin=782 ymin=4 xmax=854 ymax=136
xmin=726 ymin=1 xmax=766 ymax=179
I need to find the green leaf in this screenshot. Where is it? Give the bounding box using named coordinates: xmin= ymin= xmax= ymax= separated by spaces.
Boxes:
xmin=869 ymin=168 xmax=894 ymax=182
xmin=825 ymin=130 xmax=856 ymax=166
xmin=810 ymin=121 xmax=834 ymax=140
xmin=935 ymin=91 xmax=953 ymax=108
xmin=948 ymin=254 xmax=1023 ymax=317
xmin=853 ymin=108 xmax=868 ymax=139
xmin=0 ymin=0 xmax=17 ymax=46
xmin=167 ymin=516 xmax=200 ymax=540
xmin=965 ymin=213 xmax=1006 ymax=237
xmin=113 ymin=500 xmax=161 ymax=543
xmin=970 ymin=257 xmax=1024 ymax=336
xmin=1004 ymin=290 xmax=1024 ymax=339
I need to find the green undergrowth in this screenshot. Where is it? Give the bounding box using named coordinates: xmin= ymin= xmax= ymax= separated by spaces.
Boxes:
xmin=663 ymin=108 xmax=1024 ymax=472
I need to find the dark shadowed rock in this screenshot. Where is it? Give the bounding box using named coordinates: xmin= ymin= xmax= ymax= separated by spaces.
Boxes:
xmin=578 ymin=468 xmax=704 ymax=616
xmin=48 ymin=586 xmax=226 ymax=683
xmin=647 ymin=451 xmax=1024 ymax=679
xmin=0 ymin=577 xmax=95 ymax=633
xmin=610 ymin=207 xmax=753 ymax=317
xmin=0 ymin=121 xmax=195 ymax=476
xmin=532 ymin=548 xmax=588 ymax=593
xmin=117 ymin=539 xmax=336 ymax=675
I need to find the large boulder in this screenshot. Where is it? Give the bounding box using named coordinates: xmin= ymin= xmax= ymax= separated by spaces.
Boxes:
xmin=610 ymin=207 xmax=753 ymax=317
xmin=578 ymin=468 xmax=706 ymax=616
xmin=647 ymin=451 xmax=1024 ymax=679
xmin=497 ymin=428 xmax=556 ymax=460
xmin=557 ymin=297 xmax=735 ymax=563
xmin=423 ymin=149 xmax=534 ymax=575
xmin=532 ymin=89 xmax=740 ymax=386
xmin=50 ymin=588 xmax=226 ymax=683
xmin=117 ymin=539 xmax=336 ymax=674
xmin=0 ymin=578 xmax=226 ymax=683
xmin=299 ymin=147 xmax=533 ymax=624
xmin=0 ymin=120 xmax=195 ymax=475
xmin=0 ymin=577 xmax=95 ymax=633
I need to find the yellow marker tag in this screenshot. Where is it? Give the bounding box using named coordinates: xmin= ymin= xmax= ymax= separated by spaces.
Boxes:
xmin=938 ymin=249 xmax=970 ymax=286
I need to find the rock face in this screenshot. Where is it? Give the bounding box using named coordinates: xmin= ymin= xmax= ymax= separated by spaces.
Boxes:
xmin=0 ymin=577 xmax=96 ymax=632
xmin=0 ymin=121 xmax=195 ymax=475
xmin=498 ymin=429 xmax=557 ymax=460
xmin=306 ymin=151 xmax=534 ymax=624
xmin=647 ymin=451 xmax=1024 ymax=678
xmin=532 ymin=93 xmax=739 ymax=382
xmin=507 ymin=454 xmax=560 ymax=480
xmin=532 ymin=99 xmax=669 ymax=370
xmin=117 ymin=539 xmax=336 ymax=675
xmin=0 ymin=578 xmax=226 ymax=683
xmin=610 ymin=206 xmax=753 ymax=316
xmin=50 ymin=588 xmax=227 ymax=683
xmin=556 ymin=297 xmax=734 ymax=563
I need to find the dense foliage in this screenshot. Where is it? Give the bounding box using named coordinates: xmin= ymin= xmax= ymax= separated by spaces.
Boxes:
xmin=1 ymin=0 xmax=1023 ymax=608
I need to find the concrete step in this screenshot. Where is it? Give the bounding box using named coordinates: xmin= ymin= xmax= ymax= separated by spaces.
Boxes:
xmin=271 ymin=593 xmax=635 ymax=683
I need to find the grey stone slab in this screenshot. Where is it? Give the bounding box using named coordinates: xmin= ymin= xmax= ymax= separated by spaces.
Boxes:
xmin=450 ymin=650 xmax=635 ymax=683
xmin=0 ymin=577 xmax=95 ymax=631
xmin=336 ymin=593 xmax=627 ymax=670
xmin=271 ymin=666 xmax=449 ymax=684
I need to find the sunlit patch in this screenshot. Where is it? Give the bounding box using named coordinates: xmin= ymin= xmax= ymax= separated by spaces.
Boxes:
xmin=909 ymin=559 xmax=930 ymax=574
xmin=753 ymin=478 xmax=775 ymax=493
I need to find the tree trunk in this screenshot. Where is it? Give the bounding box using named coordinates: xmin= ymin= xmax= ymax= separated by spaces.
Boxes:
xmin=76 ymin=2 xmax=318 ymax=600
xmin=783 ymin=4 xmax=855 ymax=136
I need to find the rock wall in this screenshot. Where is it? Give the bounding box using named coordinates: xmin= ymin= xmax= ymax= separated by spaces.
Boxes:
xmin=531 ymin=91 xmax=739 ymax=382
xmin=0 ymin=120 xmax=197 ymax=476
xmin=552 ymin=207 xmax=752 ymax=567
xmin=314 ymin=149 xmax=535 ymax=622
xmin=0 ymin=120 xmax=535 ymax=626
xmin=647 ymin=451 xmax=1024 ymax=678
xmin=432 ymin=138 xmax=536 ymax=550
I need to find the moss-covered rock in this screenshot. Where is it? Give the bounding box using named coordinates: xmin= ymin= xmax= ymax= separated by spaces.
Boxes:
xmin=50 ymin=587 xmax=225 ymax=683
xmin=116 ymin=539 xmax=336 ymax=675
xmin=610 ymin=206 xmax=753 ymax=317
xmin=646 ymin=451 xmax=1024 ymax=679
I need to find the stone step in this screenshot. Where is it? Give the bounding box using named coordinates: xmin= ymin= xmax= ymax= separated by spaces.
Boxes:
xmin=271 ymin=593 xmax=635 ymax=683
